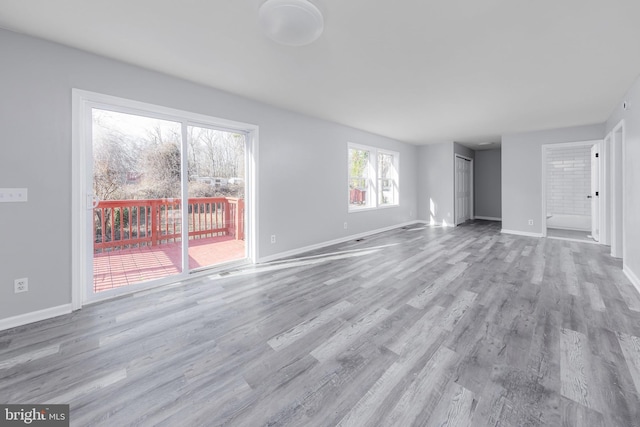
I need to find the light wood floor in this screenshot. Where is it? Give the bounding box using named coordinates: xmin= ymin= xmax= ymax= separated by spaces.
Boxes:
xmin=2 ymin=221 xmax=640 ymax=426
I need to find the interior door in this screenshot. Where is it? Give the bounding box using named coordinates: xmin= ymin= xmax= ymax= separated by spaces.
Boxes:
xmin=455 ymin=156 xmax=471 ymax=225
xmin=591 ymin=143 xmax=600 ymax=242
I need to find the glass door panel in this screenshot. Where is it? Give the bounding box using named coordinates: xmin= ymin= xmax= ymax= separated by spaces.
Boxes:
xmin=91 ymin=108 xmax=183 ymax=293
xmin=186 ymin=126 xmax=246 ymax=271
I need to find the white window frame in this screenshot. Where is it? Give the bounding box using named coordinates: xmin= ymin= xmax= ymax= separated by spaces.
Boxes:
xmin=347 ymin=142 xmax=399 ymax=212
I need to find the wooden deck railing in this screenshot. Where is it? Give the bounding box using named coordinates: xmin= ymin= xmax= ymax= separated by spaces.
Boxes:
xmin=94 ymin=197 xmax=244 ymax=253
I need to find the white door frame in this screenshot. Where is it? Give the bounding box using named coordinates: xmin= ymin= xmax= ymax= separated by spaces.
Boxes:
xmin=71 ymin=89 xmax=258 ymax=309
xmin=590 ymin=143 xmax=601 ymax=242
xmin=610 ymin=120 xmax=625 ymax=259
xmin=454 ymin=154 xmax=474 ymax=225
xmin=601 ymin=133 xmax=611 ymax=246
xmin=541 ymin=140 xmax=603 ymax=238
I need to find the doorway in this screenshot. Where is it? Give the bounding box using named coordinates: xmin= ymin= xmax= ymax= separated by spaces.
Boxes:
xmin=455 ymin=155 xmax=473 ymax=225
xmin=542 ymin=140 xmax=601 ymax=243
xmin=73 ymin=90 xmax=257 ymax=306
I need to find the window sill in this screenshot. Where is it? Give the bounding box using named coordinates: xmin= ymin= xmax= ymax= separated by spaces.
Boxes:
xmin=377 ymin=204 xmax=399 ymax=210
xmin=348 ymin=204 xmax=399 ymax=213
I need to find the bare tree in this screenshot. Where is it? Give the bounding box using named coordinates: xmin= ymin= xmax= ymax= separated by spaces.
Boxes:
xmin=137 ymin=142 xmax=182 ymax=199
xmin=93 ymin=133 xmax=137 ymax=200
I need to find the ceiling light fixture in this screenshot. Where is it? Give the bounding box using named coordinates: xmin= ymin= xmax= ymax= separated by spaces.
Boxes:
xmin=258 ymin=0 xmax=324 ymax=47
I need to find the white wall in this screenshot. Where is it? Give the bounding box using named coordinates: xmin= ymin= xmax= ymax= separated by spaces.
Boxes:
xmin=545 ymin=145 xmax=591 ymax=217
xmin=502 ymin=124 xmax=605 ymax=235
xmin=474 ymin=149 xmax=502 ymax=219
xmin=417 ymin=142 xmax=478 ymax=225
xmin=417 ymin=142 xmax=454 ymax=225
xmin=606 ymin=74 xmax=640 ymax=286
xmin=0 ymin=29 xmax=418 ymax=322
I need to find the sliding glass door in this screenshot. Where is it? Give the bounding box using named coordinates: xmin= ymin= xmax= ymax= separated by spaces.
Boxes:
xmin=186 ymin=125 xmax=246 ymax=272
xmin=75 ymin=91 xmax=254 ymax=303
xmin=91 ymin=108 xmax=184 ymax=292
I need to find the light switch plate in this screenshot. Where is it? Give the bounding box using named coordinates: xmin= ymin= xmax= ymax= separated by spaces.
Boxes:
xmin=0 ymin=188 xmax=28 ymax=202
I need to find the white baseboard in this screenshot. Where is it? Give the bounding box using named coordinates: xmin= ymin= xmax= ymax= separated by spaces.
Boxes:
xmin=474 ymin=216 xmax=502 ymax=221
xmin=501 ymin=229 xmax=543 ymax=238
xmin=258 ymin=220 xmax=422 ymax=263
xmin=422 ymin=220 xmax=455 ymax=227
xmin=623 ymin=264 xmax=640 ymax=296
xmin=0 ymin=304 xmax=73 ymax=332
xmin=546 ymin=236 xmax=599 ymax=245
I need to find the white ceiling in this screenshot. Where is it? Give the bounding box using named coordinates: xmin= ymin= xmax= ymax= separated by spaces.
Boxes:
xmin=1 ymin=0 xmax=639 ymax=146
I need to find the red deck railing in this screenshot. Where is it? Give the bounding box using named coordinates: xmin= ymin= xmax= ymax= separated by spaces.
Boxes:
xmin=94 ymin=197 xmax=244 ymax=253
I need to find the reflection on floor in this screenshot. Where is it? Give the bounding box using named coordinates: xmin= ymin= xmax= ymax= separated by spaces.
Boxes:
xmin=546 ymin=228 xmax=596 ymax=243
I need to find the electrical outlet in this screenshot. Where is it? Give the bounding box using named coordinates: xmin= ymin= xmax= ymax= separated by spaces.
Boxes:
xmin=528 ymin=219 xmax=534 ymax=226
xmin=270 ymin=235 xmax=276 ymax=244
xmin=344 ymin=222 xmax=348 ymax=229
xmin=14 ymin=277 xmax=28 ymax=293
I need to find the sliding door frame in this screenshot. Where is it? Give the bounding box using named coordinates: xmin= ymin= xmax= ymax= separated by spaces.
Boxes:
xmin=71 ymin=89 xmax=258 ymax=309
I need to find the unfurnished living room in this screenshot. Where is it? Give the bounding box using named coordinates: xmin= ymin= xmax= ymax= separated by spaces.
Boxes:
xmin=1 ymin=1 xmax=640 ymax=426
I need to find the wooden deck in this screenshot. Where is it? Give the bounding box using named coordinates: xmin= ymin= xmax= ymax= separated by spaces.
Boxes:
xmin=93 ymin=236 xmax=245 ymax=292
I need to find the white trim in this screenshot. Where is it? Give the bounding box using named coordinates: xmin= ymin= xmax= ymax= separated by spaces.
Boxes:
xmin=501 ymin=229 xmax=543 ymax=238
xmin=258 ymin=221 xmax=420 ymax=263
xmin=541 ymin=145 xmax=548 ymax=237
xmin=247 ymin=128 xmax=259 ymax=264
xmin=71 ymin=90 xmax=87 ymax=310
xmin=610 ymin=120 xmax=625 ymax=259
xmin=0 ymin=304 xmax=73 ymax=332
xmin=541 ymin=140 xmax=601 ymax=148
xmin=623 ymin=264 xmax=640 ymax=296
xmin=601 ymin=133 xmax=611 ymax=246
xmin=621 ymin=121 xmax=626 ymax=264
xmin=474 ymin=216 xmax=501 ymax=221
xmin=546 ymin=236 xmax=599 ymax=245
xmin=420 ymin=220 xmax=454 ymax=227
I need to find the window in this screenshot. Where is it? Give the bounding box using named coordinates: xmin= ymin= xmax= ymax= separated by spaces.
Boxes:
xmin=378 ymin=151 xmax=398 ymax=206
xmin=348 ymin=143 xmax=399 ymax=211
xmin=348 ymin=146 xmax=371 ymax=208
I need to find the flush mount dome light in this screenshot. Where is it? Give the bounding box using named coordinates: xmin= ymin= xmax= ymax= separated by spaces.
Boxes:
xmin=259 ymin=0 xmax=324 ymax=46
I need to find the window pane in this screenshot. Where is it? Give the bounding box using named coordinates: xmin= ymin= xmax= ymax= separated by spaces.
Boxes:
xmin=92 ymin=108 xmax=183 ymax=292
xmin=378 ymin=153 xmax=396 ymax=206
xmin=378 ymin=178 xmax=396 ymax=205
xmin=186 ymin=126 xmax=246 ymax=271
xmin=349 ymin=148 xmax=369 ymax=207
xmin=378 ymin=153 xmax=393 ymax=180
